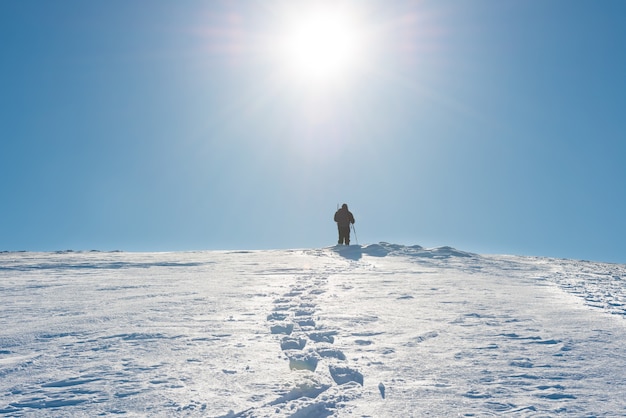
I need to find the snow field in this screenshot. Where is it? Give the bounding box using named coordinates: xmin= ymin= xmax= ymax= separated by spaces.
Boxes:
xmin=1 ymin=244 xmax=626 ymax=416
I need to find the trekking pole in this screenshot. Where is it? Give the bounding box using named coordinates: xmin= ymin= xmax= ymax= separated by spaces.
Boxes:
xmin=351 ymin=224 xmax=359 ymax=246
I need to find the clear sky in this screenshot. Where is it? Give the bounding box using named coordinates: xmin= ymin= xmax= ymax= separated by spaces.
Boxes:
xmin=1 ymin=1 xmax=625 ymax=263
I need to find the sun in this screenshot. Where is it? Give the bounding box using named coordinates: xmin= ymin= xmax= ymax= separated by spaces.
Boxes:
xmin=275 ymin=5 xmax=365 ymax=85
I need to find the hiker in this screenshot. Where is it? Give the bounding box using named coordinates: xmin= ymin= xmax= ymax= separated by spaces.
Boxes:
xmin=334 ymin=204 xmax=355 ymax=245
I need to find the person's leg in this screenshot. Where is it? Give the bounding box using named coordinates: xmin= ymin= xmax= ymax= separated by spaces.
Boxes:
xmin=339 ymin=226 xmax=349 ymax=245
xmin=337 ymin=226 xmax=343 ymax=245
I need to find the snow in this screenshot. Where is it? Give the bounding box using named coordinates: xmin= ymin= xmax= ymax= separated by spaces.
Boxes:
xmin=1 ymin=243 xmax=626 ymax=416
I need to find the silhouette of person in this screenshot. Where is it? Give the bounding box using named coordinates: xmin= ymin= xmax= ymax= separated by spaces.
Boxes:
xmin=334 ymin=203 xmax=355 ymax=245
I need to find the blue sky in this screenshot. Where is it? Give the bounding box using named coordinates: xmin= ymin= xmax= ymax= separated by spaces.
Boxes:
xmin=1 ymin=1 xmax=625 ymax=263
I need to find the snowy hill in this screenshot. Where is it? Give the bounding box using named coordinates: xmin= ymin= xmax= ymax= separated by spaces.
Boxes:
xmin=1 ymin=244 xmax=626 ymax=416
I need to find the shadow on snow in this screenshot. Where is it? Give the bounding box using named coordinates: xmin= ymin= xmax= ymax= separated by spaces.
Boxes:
xmin=330 ymin=242 xmax=476 ymax=261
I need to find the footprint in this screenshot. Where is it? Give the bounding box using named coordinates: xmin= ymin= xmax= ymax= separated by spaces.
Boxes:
xmin=329 ymin=365 xmax=363 ymax=386
xmin=297 ymin=318 xmax=316 ymax=328
xmin=318 ymin=348 xmax=346 ymax=361
xmin=281 ymin=337 xmax=307 ymax=351
xmin=267 ymin=312 xmax=288 ymax=321
xmin=267 ymin=380 xmax=330 ymax=406
xmin=309 ymin=331 xmax=336 ymax=344
xmin=270 ymin=324 xmax=294 ymax=335
xmin=288 ymin=352 xmax=319 ymax=372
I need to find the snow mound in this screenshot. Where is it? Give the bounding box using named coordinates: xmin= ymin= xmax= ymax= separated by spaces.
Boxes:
xmin=330 ymin=242 xmax=476 ymax=260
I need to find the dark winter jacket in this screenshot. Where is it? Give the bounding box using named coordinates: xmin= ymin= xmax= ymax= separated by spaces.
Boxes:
xmin=334 ymin=207 xmax=355 ymax=228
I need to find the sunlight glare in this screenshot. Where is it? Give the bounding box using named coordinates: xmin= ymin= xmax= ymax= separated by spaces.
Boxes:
xmin=277 ymin=5 xmax=365 ymax=85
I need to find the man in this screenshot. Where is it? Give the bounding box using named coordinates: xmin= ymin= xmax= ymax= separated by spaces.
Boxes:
xmin=334 ymin=203 xmax=355 ymax=245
